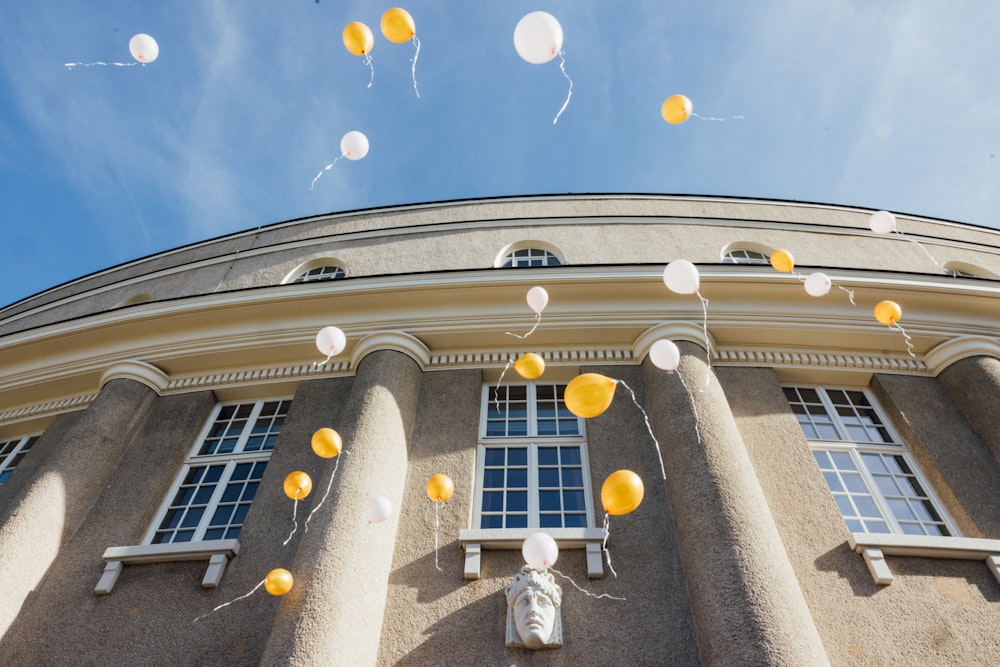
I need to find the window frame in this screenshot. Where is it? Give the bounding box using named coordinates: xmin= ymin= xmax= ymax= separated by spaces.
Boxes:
xmin=472 ymin=384 xmax=595 ymax=531
xmin=142 ymin=398 xmax=291 ymax=546
xmin=0 ymin=435 xmax=38 ymax=486
xmin=721 ymin=248 xmax=770 ymax=265
xmin=784 ymin=385 xmax=959 ymax=538
xmin=292 ymin=264 xmax=346 ymax=283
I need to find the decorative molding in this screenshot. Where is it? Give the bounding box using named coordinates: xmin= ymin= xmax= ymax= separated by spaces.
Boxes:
xmin=713 ymin=348 xmax=927 ymax=373
xmin=350 ymin=331 xmax=431 ymax=370
xmin=847 ymin=532 xmax=1000 ymax=587
xmin=459 ymin=528 xmax=606 ymax=579
xmin=100 ymin=360 xmax=170 ymax=394
xmin=923 ymin=336 xmax=1000 ymax=376
xmin=0 ymin=393 xmax=96 ymax=425
xmin=632 ymin=322 xmax=714 ymax=363
xmin=96 ymin=539 xmax=241 ymax=594
xmin=164 ymin=361 xmax=349 ymax=393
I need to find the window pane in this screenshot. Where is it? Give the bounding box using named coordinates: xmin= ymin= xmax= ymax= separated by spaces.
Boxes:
xmin=561 ymin=468 xmax=583 ymax=487
xmin=540 ymin=514 xmax=563 ymax=528
xmin=560 ymin=447 xmax=582 ymax=466
xmin=482 ymin=491 xmax=504 ymax=512
xmin=483 ymin=469 xmax=505 ymax=488
xmin=854 ymin=497 xmax=882 ymax=519
xmin=538 ymin=447 xmax=558 ymax=466
xmin=507 ymin=469 xmax=528 ymax=488
xmin=484 ymin=449 xmax=505 ymax=467
xmin=563 ymin=490 xmax=586 ymax=511
xmin=505 ymin=515 xmax=528 ymax=528
xmin=508 ymin=448 xmax=528 ymax=467
xmin=507 ymin=491 xmax=528 ymax=512
xmin=538 ymin=468 xmax=560 ymax=488
xmin=481 ymin=515 xmax=503 ymax=529
xmin=539 ymin=491 xmax=561 ymax=511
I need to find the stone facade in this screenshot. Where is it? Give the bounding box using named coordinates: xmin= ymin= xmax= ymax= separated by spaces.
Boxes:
xmin=0 ymin=195 xmax=998 ymax=665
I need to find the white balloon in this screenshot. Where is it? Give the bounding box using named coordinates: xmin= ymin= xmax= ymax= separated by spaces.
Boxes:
xmin=513 ymin=11 xmax=563 ymax=64
xmin=869 ymin=210 xmax=896 ymax=234
xmin=526 ymin=286 xmax=549 ymax=315
xmin=315 ymin=326 xmax=346 ymax=357
xmin=649 ymin=339 xmax=681 ymax=371
xmin=340 ymin=131 xmax=369 ymax=160
xmin=129 ymin=34 xmax=159 ymax=64
xmin=366 ymin=496 xmax=393 ymax=524
xmin=804 ymin=272 xmax=832 ymax=297
xmin=522 ymin=532 xmax=559 ymax=570
xmin=663 ymin=260 xmax=700 ymax=295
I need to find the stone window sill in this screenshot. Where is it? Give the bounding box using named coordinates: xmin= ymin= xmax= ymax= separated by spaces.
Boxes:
xmin=459 ymin=528 xmax=607 ymax=580
xmin=848 ymin=532 xmax=1000 ymax=586
xmin=94 ymin=539 xmax=241 ymax=595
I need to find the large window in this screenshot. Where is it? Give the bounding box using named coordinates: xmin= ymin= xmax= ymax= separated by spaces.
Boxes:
xmin=784 ymin=386 xmax=955 ymax=537
xmin=145 ymin=399 xmax=291 ymax=544
xmin=0 ymin=435 xmax=38 ymax=486
xmin=474 ymin=384 xmax=593 ymax=530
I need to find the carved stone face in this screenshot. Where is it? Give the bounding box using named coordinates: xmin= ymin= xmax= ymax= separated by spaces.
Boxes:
xmin=512 ymin=584 xmax=556 ymax=648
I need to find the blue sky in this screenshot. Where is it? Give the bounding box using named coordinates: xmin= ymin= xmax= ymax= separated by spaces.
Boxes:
xmin=1 ymin=1 xmax=998 ymax=308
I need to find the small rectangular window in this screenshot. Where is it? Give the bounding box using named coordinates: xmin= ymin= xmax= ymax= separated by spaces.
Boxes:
xmin=784 ymin=386 xmax=955 ymax=537
xmin=146 ymin=399 xmax=291 ymax=544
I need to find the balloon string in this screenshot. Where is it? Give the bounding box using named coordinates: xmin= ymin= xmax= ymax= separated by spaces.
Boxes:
xmin=494 ymin=359 xmax=513 ymax=414
xmin=616 ymin=380 xmax=665 ymax=481
xmin=889 ymin=321 xmax=916 ymax=358
xmin=309 ymin=155 xmax=343 ymax=191
xmin=65 ymin=61 xmax=138 ymax=69
xmin=283 ymin=494 xmax=301 ymax=546
xmin=193 ymin=578 xmax=265 ymax=622
xmin=434 ymin=499 xmax=443 ymax=572
xmin=837 ymin=284 xmax=857 ymax=305
xmin=690 ymin=112 xmax=745 ymax=122
xmin=552 ymin=51 xmax=573 ymax=125
xmin=410 ymin=37 xmax=421 ymax=98
xmin=601 ymin=512 xmax=619 ymax=579
xmin=363 ymin=54 xmax=374 ymax=89
xmin=894 ymin=231 xmax=952 ymax=275
xmin=505 ymin=312 xmax=542 ymax=339
xmin=551 ymin=566 xmax=626 ymax=601
xmin=697 ymin=291 xmax=712 ymax=388
xmin=676 ymin=372 xmax=704 ymax=449
xmin=304 ymin=451 xmax=348 ymax=533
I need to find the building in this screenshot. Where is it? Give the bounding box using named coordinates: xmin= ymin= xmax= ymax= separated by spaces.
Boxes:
xmin=0 ymin=194 xmax=999 ymax=665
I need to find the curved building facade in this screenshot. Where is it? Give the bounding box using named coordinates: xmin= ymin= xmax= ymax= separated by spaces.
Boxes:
xmin=0 ymin=195 xmax=998 ymax=665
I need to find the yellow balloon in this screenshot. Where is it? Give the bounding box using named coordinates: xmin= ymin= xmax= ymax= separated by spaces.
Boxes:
xmin=770 ymin=249 xmax=794 ymax=273
xmin=564 ymin=373 xmax=617 ymax=419
xmin=283 ymin=471 xmax=313 ymax=500
xmin=381 ymin=7 xmax=415 ymax=43
xmin=874 ymin=300 xmax=902 ymax=326
xmin=311 ymin=428 xmax=342 ymax=458
xmin=601 ymin=470 xmax=645 ymax=516
xmin=661 ymin=94 xmax=692 ymax=124
xmin=343 ymin=21 xmax=374 ymax=56
xmin=264 ymin=568 xmax=294 ymax=596
xmin=426 ymin=473 xmax=454 ymax=503
xmin=513 ymin=353 xmax=545 ymax=380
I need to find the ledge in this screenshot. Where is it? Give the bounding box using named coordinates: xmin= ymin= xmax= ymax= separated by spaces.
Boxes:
xmin=95 ymin=539 xmax=240 ymax=594
xmin=459 ymin=528 xmax=607 ymax=580
xmin=847 ymin=533 xmax=1000 ymax=586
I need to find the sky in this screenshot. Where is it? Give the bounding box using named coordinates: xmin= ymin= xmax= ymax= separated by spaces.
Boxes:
xmin=1 ymin=1 xmax=998 ymax=308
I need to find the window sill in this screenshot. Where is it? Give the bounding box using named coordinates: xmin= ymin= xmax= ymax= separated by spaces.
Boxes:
xmin=848 ymin=532 xmax=1000 ymax=586
xmin=94 ymin=539 xmax=241 ymax=595
xmin=459 ymin=528 xmax=607 ymax=580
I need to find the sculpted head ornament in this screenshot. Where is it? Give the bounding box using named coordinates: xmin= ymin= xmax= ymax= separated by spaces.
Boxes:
xmin=505 ymin=566 xmax=563 ymax=649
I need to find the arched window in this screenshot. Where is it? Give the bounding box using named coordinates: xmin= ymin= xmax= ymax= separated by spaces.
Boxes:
xmin=292 ymin=265 xmax=346 ymax=283
xmin=496 ymin=242 xmax=565 ymax=268
xmin=943 ymin=261 xmax=996 ymax=279
xmin=721 ymin=248 xmax=770 ymax=265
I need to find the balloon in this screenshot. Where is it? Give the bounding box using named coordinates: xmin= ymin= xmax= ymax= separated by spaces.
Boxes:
xmin=770 ymin=249 xmax=794 ymax=273
xmin=513 ymin=352 xmax=545 ymax=380
xmin=129 ymin=34 xmax=159 ymax=64
xmin=426 ymin=474 xmax=454 ymax=503
xmin=283 ymin=471 xmax=313 ymax=500
xmin=869 ymin=210 xmax=896 ymax=234
xmin=601 ymin=470 xmax=644 ymax=515
xmin=340 ymin=131 xmax=369 ymax=160
xmin=264 ymin=568 xmax=294 ymax=596
xmin=343 ymin=22 xmax=374 ymax=56
xmin=522 ymin=532 xmax=559 ymax=570
xmin=311 ymin=428 xmax=342 ymax=458
xmin=513 ymin=11 xmax=563 ymax=64
xmin=366 ymin=495 xmax=393 ymax=524
xmin=663 ymin=259 xmax=700 ymax=295
xmin=564 ymin=373 xmax=617 ymax=419
xmin=661 ymin=94 xmax=692 ymax=124
xmin=381 ymin=7 xmax=415 ymax=43
xmin=526 ymin=286 xmax=549 ymax=314
xmin=649 ymin=339 xmax=681 ymax=371
xmin=316 ymin=326 xmax=346 ymax=358
xmin=874 ymin=300 xmax=902 ymax=326
xmin=804 ymin=272 xmax=832 ymax=297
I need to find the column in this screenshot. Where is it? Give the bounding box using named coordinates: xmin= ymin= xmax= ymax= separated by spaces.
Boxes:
xmin=938 ymin=355 xmax=1000 ymax=463
xmin=642 ymin=342 xmax=828 ymax=666
xmin=261 ymin=350 xmax=421 ymax=666
xmin=0 ymin=378 xmax=156 ymax=634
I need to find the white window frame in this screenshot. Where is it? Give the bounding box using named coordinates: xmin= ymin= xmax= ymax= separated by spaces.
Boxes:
xmin=461 ymin=384 xmax=606 ymax=579
xmin=784 ymin=385 xmax=959 ymax=537
xmin=721 ymin=248 xmax=769 ymax=265
xmin=501 ymin=248 xmax=562 ymax=268
xmin=142 ymin=398 xmax=291 ymax=546
xmin=292 ymin=264 xmax=346 ymax=283
xmin=0 ymin=435 xmax=38 ymax=486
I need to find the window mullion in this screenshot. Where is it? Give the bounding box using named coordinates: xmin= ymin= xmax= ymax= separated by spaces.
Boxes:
xmin=527 ymin=384 xmax=539 ymax=436
xmin=527 ymin=442 xmax=539 ymax=528
xmin=851 ymin=448 xmax=902 ymax=533
xmin=195 ymin=460 xmax=236 ymax=541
